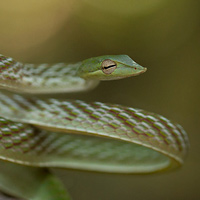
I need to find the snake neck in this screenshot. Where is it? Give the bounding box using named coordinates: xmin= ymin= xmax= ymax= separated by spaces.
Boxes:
xmin=0 ymin=55 xmax=99 ymax=94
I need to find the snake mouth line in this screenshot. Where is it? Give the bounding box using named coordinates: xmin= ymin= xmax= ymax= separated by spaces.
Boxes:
xmin=127 ymin=67 xmax=147 ymax=77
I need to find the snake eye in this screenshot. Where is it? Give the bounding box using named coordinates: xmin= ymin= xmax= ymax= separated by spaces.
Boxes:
xmin=101 ymin=59 xmax=117 ymax=74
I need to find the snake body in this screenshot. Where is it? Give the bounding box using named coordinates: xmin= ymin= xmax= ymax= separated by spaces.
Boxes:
xmin=0 ymin=54 xmax=189 ymax=200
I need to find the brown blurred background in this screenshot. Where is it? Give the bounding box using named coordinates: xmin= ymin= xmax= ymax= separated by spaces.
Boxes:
xmin=0 ymin=0 xmax=199 ymax=199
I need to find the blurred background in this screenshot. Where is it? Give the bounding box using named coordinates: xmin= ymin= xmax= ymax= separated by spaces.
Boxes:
xmin=0 ymin=0 xmax=199 ymax=199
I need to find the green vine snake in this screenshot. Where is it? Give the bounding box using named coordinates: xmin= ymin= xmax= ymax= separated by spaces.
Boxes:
xmin=0 ymin=54 xmax=189 ymax=200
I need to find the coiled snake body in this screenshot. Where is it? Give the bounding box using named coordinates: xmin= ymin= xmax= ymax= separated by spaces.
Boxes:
xmin=0 ymin=54 xmax=189 ymax=200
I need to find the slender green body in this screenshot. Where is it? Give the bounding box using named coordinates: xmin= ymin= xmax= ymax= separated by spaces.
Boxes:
xmin=0 ymin=54 xmax=188 ymax=200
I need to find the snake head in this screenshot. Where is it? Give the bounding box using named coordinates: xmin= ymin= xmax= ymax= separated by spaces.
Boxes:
xmin=77 ymin=55 xmax=147 ymax=80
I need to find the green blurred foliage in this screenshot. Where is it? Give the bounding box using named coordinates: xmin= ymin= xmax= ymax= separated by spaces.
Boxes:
xmin=0 ymin=0 xmax=199 ymax=199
